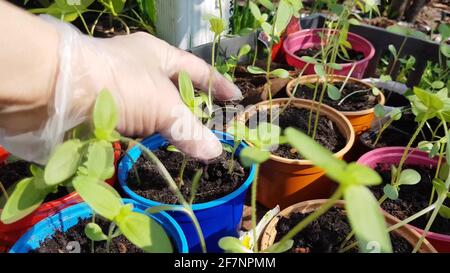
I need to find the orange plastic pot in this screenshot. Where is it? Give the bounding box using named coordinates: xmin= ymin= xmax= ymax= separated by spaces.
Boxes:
xmin=0 ymin=142 xmax=121 ymax=252
xmin=236 ymin=98 xmax=355 ymax=209
xmin=286 ymin=75 xmax=385 ymax=136
xmin=260 ymin=199 xmax=437 ymax=253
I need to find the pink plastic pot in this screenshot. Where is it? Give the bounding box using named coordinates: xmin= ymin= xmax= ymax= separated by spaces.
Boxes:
xmin=358 ymin=147 xmax=450 ymax=252
xmin=283 ymin=28 xmax=375 ymax=79
xmin=0 ymin=143 xmax=121 ymax=252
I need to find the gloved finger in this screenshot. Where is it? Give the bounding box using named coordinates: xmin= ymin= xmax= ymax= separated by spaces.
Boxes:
xmin=155 ymin=78 xmax=223 ymax=161
xmin=168 ymin=49 xmax=243 ymax=102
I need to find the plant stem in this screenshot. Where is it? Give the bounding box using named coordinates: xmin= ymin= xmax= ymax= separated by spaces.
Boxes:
xmin=178 ymin=156 xmax=187 ymax=188
xmin=0 ymin=181 xmax=8 ymax=200
xmin=312 ymin=80 xmax=328 ymax=140
xmin=394 ymin=120 xmax=426 ymax=184
xmin=207 ymin=35 xmax=218 ymax=112
xmin=121 ymin=137 xmax=207 ymax=253
xmin=307 ymin=81 xmax=320 ymax=136
xmin=252 ymin=165 xmax=260 ymax=253
xmin=388 ymin=203 xmax=436 ymax=232
xmin=90 ymin=9 xmax=107 ymax=35
xmin=373 ymin=119 xmax=394 ymax=146
xmin=105 ymin=221 xmax=116 ymax=253
xmin=91 ymin=213 xmax=96 ymax=253
xmin=228 ymin=140 xmax=241 ymax=174
xmin=252 ymin=37 xmax=258 ymax=66
xmin=276 ymin=187 xmax=344 ymax=249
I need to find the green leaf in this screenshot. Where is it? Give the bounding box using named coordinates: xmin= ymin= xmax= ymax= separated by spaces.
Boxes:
xmin=345 ymin=163 xmax=382 ymax=186
xmin=345 ymin=185 xmax=393 ymax=253
xmin=413 ymin=87 xmax=444 ymax=110
xmin=418 ymin=141 xmax=433 ymax=153
xmin=383 ymin=184 xmax=399 ymax=200
xmin=374 ymin=104 xmax=385 ymax=118
xmin=249 ymin=1 xmax=262 ymax=21
xmin=285 ymin=128 xmax=347 ymax=183
xmin=178 ymin=71 xmax=195 ymax=108
xmin=238 ymin=44 xmax=252 ymax=59
xmin=432 ymin=81 xmax=445 ymax=90
xmin=380 ymin=75 xmax=392 ymax=82
xmin=314 ymin=64 xmax=326 ymax=79
xmin=439 ymin=205 xmax=450 ymax=219
xmin=209 ymin=16 xmax=226 ymax=36
xmin=348 ymin=18 xmax=360 ymax=25
xmin=0 ymin=178 xmax=47 ymax=224
xmin=271 ymin=69 xmax=289 ymax=79
xmin=219 ymin=237 xmax=252 ymax=253
xmin=239 ymin=147 xmax=270 ymax=167
xmin=44 ymin=140 xmax=83 ymax=186
xmin=110 ymin=0 xmax=126 ymax=14
xmin=388 ymin=44 xmax=397 ymax=57
xmin=441 ymin=44 xmax=450 ymax=58
xmin=117 ymin=211 xmax=173 ymax=253
xmin=246 ymin=65 xmax=266 ymax=75
xmin=432 ymin=178 xmax=448 ymax=197
xmin=73 ymin=177 xmax=122 ymax=221
xmin=300 ymin=56 xmax=318 ymax=64
xmin=166 ymin=145 xmax=181 ymax=153
xmin=328 ymin=63 xmax=342 ymax=70
xmin=327 ymin=84 xmax=341 ymax=100
xmin=274 ymin=0 xmax=293 ymax=37
xmin=94 ymin=90 xmax=119 ymax=139
xmin=85 ymin=222 xmax=108 ymax=241
xmin=84 ymin=141 xmax=115 ymax=181
xmin=372 ymin=86 xmax=381 ymax=96
xmin=397 ymin=169 xmax=421 ymax=186
xmin=254 ymin=122 xmax=283 ymax=148
xmin=387 ymin=25 xmax=429 ymax=41
xmin=262 ymin=239 xmax=294 ymax=253
xmin=389 ymin=108 xmax=402 ymax=120
xmin=439 ymin=24 xmax=450 ymax=41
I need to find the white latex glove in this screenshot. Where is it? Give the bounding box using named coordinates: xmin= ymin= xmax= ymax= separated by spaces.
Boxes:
xmin=0 ymin=15 xmax=242 ymax=164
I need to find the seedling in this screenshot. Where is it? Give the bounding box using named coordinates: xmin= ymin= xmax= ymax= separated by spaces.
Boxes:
xmin=218 ymin=44 xmax=252 ymax=82
xmin=372 ymin=107 xmax=404 ymax=146
xmin=247 ymin=0 xmax=302 ymax=117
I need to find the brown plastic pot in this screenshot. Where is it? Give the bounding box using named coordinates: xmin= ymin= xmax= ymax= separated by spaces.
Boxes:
xmin=286 ymin=75 xmax=385 ymax=136
xmin=236 ymin=98 xmax=355 ymax=209
xmin=260 ymin=199 xmax=437 ymax=253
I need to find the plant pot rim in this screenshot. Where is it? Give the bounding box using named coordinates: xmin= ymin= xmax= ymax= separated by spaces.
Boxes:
xmin=283 ymin=28 xmax=376 ymax=69
xmin=9 ymin=199 xmax=189 ymax=253
xmin=260 ymin=199 xmax=437 ymax=253
xmin=118 ymin=130 xmax=256 ymax=211
xmin=286 ymin=74 xmax=386 ymax=116
xmin=357 ymin=146 xmax=450 ymax=244
xmin=235 ymin=98 xmax=355 ymax=165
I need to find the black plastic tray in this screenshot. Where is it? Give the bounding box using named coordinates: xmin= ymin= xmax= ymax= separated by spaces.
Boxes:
xmin=188 ymin=13 xmax=441 ymax=87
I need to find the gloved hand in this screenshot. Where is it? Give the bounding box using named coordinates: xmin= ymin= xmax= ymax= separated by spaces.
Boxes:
xmin=0 ymin=15 xmax=242 ymax=164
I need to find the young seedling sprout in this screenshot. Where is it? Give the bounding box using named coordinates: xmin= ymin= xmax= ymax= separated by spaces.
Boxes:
xmin=0 ymin=89 xmax=208 ymax=253
xmin=219 ymin=44 xmax=252 ymax=82
xmin=246 ymin=0 xmax=302 ymax=117
xmin=220 ymin=120 xmax=287 ymax=253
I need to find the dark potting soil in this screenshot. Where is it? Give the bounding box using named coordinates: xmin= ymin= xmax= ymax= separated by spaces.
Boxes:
xmin=248 ymin=106 xmax=346 ymax=159
xmin=373 ymin=164 xmax=450 ymax=236
xmin=127 ymin=148 xmax=247 ymax=204
xmin=0 ymin=161 xmax=68 ymax=202
xmin=294 ymin=46 xmax=365 ymax=64
xmin=274 ymin=207 xmax=413 ymax=253
xmin=293 ymin=82 xmax=378 ymax=112
xmin=33 ymin=218 xmax=144 ymax=253
xmin=360 ymin=112 xmax=442 ymax=149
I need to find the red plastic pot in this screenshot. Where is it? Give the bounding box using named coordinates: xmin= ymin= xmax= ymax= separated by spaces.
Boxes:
xmin=283 ymin=28 xmax=375 ymax=79
xmin=357 ymin=147 xmax=450 ymax=252
xmin=0 ymin=142 xmax=121 ymax=252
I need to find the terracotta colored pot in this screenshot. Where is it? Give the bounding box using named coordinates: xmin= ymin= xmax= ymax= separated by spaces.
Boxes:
xmin=260 ymin=199 xmax=437 ymax=253
xmin=0 ymin=142 xmax=121 ymax=252
xmin=358 ymin=147 xmax=450 ymax=253
xmin=236 ymin=98 xmax=355 ymax=209
xmin=283 ymin=28 xmax=375 ymax=79
xmin=286 ymin=75 xmax=385 ymax=136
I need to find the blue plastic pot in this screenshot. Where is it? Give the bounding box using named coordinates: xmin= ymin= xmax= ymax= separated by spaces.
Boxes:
xmin=9 ymin=199 xmax=188 ymax=253
xmin=118 ymin=131 xmax=256 ymax=252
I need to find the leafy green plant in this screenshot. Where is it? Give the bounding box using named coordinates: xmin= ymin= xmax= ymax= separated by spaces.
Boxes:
xmin=218 ymin=44 xmax=252 ymax=82
xmin=0 ymin=90 xmax=176 ymax=253
xmin=27 ymin=0 xmax=157 ymax=37
xmin=247 ymin=0 xmax=302 ymax=117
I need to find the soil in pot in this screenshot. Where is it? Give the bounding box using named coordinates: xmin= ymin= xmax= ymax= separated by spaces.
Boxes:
xmin=126 ymin=147 xmax=247 ymax=204
xmin=0 ymin=161 xmax=69 ymax=203
xmin=372 ymin=163 xmax=450 ymax=236
xmin=294 ymin=46 xmax=365 ymax=64
xmin=360 ymin=112 xmax=442 ymax=149
xmin=32 ymin=217 xmax=145 ymax=253
xmin=293 ymin=81 xmax=378 ymax=112
xmin=247 ymin=106 xmax=346 ymax=159
xmin=274 ymin=207 xmax=413 ymax=253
